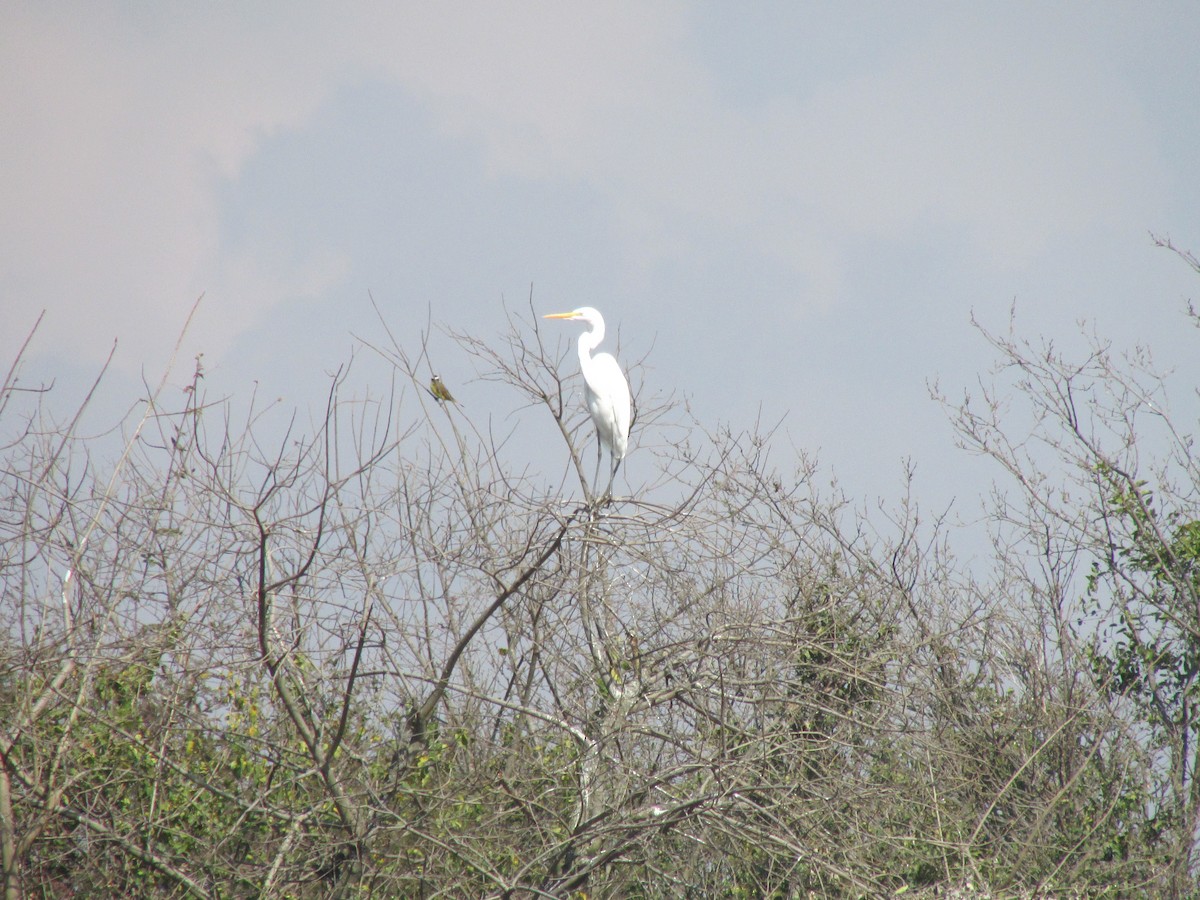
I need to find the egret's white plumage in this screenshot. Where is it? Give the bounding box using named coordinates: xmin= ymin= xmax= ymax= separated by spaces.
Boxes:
xmin=543 ymin=307 xmax=631 ymax=497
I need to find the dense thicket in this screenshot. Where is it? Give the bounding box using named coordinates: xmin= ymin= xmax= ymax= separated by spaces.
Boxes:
xmin=2 ymin=274 xmax=1198 ymax=898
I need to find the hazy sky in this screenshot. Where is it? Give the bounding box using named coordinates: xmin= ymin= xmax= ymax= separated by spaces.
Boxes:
xmin=4 ymin=3 xmax=1199 ymax=522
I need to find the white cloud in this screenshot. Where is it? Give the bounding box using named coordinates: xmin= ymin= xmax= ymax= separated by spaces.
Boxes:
xmin=0 ymin=5 xmax=350 ymax=370
xmin=0 ymin=3 xmax=1176 ymax=374
xmin=366 ymin=5 xmax=1169 ymax=299
xmin=780 ymin=20 xmax=1165 ymax=264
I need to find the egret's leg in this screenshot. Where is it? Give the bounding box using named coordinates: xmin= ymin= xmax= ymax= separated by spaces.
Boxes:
xmin=593 ymin=438 xmax=603 ymax=493
xmin=605 ymin=457 xmax=621 ymax=499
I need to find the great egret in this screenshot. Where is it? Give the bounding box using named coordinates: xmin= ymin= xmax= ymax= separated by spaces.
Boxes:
xmin=543 ymin=307 xmax=632 ymax=498
xmin=429 ymin=374 xmax=456 ymax=403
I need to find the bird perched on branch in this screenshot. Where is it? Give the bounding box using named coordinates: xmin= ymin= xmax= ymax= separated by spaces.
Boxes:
xmin=428 ymin=374 xmax=456 ymax=403
xmin=543 ymin=307 xmax=631 ymax=498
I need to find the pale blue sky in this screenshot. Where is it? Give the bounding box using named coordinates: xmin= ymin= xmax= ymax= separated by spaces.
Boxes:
xmin=3 ymin=3 xmax=1199 ymax=521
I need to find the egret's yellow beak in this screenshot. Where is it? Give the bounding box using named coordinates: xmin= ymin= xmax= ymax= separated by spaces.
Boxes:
xmin=543 ymin=311 xmax=580 ymax=320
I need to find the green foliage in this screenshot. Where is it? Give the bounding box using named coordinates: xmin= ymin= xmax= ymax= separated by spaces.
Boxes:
xmin=4 ymin=298 xmax=1199 ymax=897
xmin=1085 ymin=461 xmax=1200 ymax=732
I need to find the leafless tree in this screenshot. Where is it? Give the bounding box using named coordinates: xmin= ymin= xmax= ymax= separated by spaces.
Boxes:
xmin=2 ymin=278 xmax=1194 ymax=898
xmin=942 ymin=252 xmax=1200 ymax=896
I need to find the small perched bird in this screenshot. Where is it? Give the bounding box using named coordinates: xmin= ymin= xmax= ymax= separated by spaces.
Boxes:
xmin=542 ymin=306 xmax=631 ymax=497
xmin=429 ymin=374 xmax=456 ymax=403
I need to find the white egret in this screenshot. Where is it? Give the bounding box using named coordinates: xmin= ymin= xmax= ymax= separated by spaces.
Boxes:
xmin=543 ymin=307 xmax=632 ymax=497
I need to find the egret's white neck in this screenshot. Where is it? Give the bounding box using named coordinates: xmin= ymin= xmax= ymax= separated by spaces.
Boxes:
xmin=577 ymin=321 xmax=603 ymax=361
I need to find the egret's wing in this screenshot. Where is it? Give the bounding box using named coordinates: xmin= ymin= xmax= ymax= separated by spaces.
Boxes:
xmin=587 ymin=353 xmax=631 ymax=459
